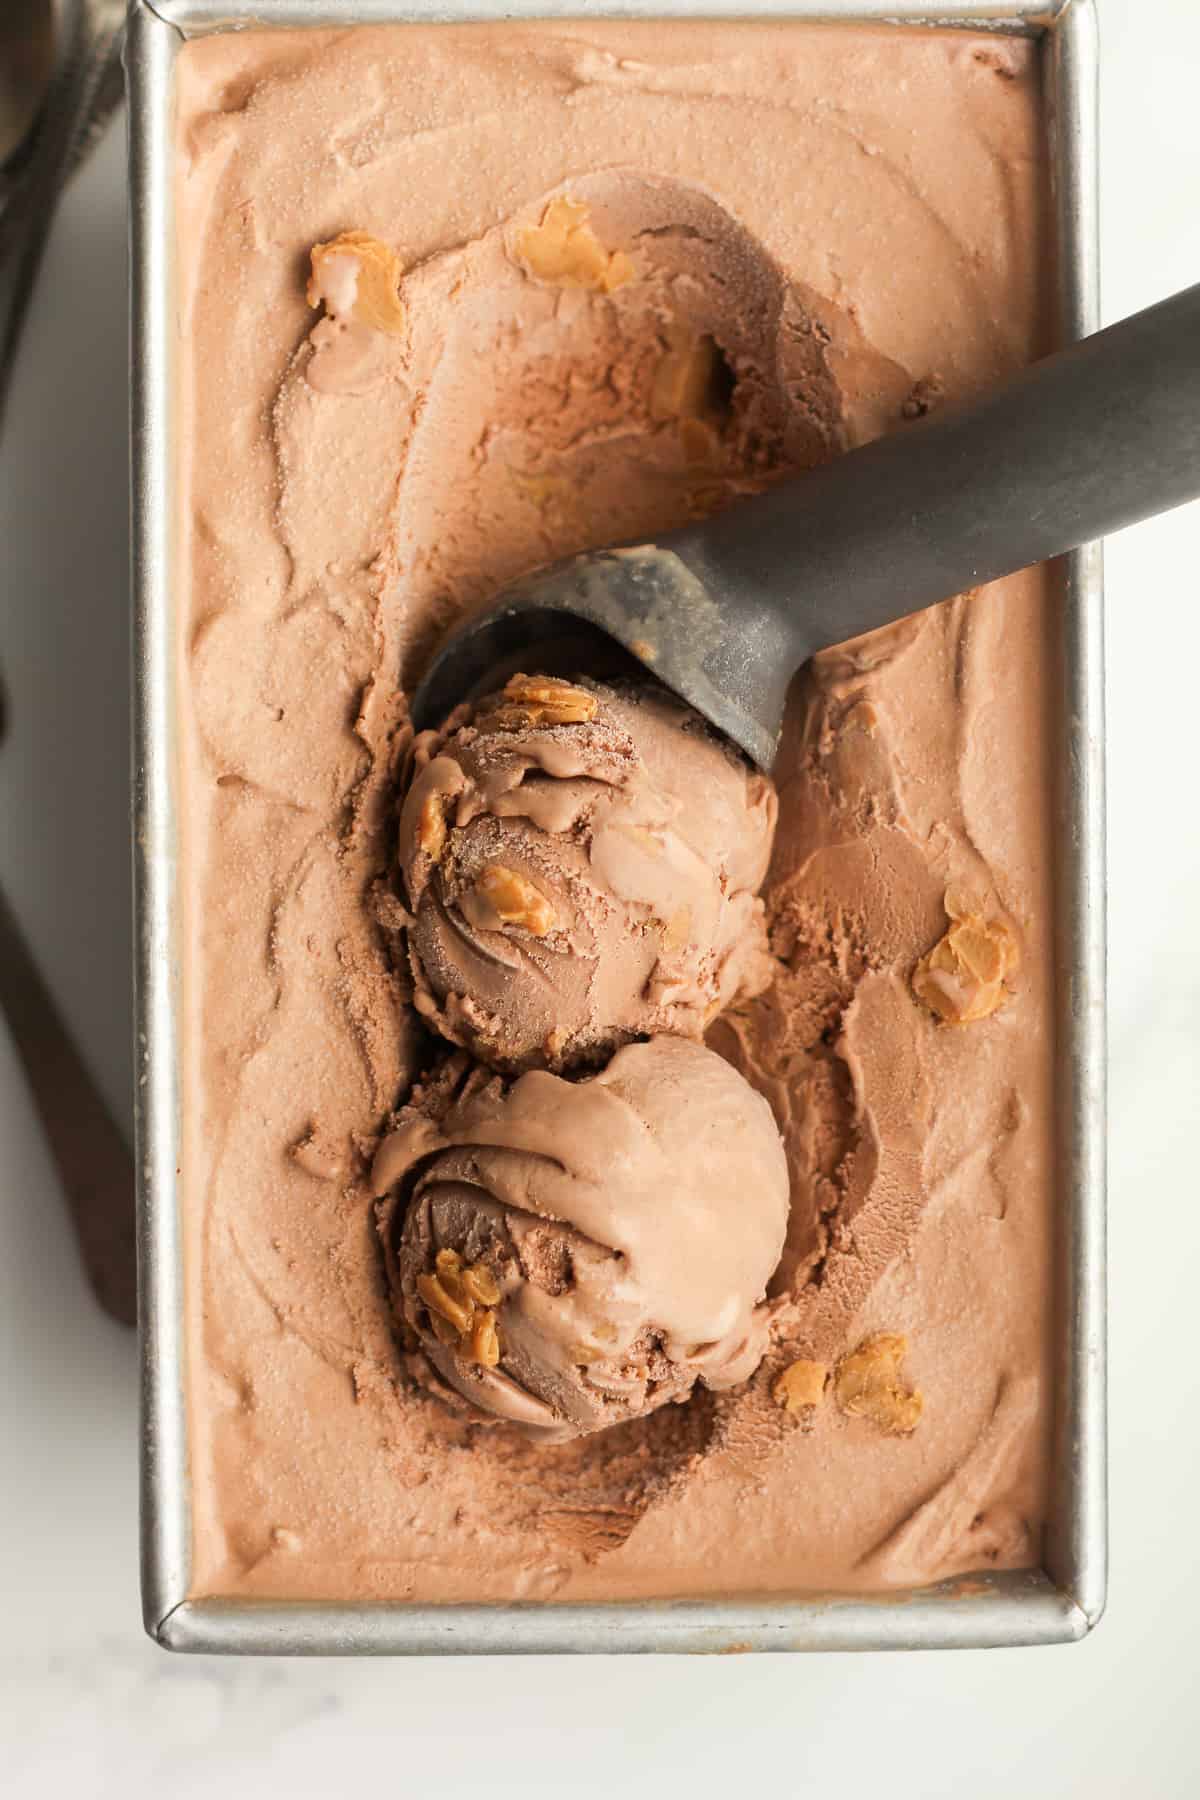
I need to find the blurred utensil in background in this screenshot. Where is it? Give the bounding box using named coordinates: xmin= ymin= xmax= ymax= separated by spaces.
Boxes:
xmin=0 ymin=1 xmax=126 ymax=433
xmin=0 ymin=0 xmax=59 ymax=171
xmin=0 ymin=2 xmax=135 ymax=1325
xmin=0 ymin=672 xmax=137 ymax=1326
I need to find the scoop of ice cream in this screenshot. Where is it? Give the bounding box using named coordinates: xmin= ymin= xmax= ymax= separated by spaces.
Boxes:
xmin=373 ymin=1036 xmax=789 ymax=1439
xmin=388 ymin=674 xmax=778 ymax=1072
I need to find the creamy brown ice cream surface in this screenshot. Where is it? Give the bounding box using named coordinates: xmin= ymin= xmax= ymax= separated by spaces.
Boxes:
xmin=391 ymin=674 xmax=777 ymax=1072
xmin=375 ymin=1036 xmax=790 ymax=1439
xmin=175 ymin=20 xmax=1056 ymax=1603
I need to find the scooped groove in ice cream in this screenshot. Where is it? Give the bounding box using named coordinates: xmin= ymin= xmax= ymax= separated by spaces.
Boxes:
xmin=373 ymin=1037 xmax=790 ymax=1439
xmin=385 ymin=674 xmax=778 ymax=1072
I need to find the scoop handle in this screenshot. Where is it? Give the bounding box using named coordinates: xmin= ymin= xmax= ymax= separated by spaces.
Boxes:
xmin=669 ymin=282 xmax=1200 ymax=663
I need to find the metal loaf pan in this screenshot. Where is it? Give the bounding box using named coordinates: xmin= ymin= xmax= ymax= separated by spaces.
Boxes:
xmin=128 ymin=0 xmax=1105 ymax=1654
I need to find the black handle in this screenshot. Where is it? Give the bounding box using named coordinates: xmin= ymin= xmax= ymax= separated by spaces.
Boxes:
xmin=669 ymin=283 xmax=1200 ymax=664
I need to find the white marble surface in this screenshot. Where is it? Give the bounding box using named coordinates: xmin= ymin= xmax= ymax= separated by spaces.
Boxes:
xmin=2 ymin=1 xmax=1198 ymax=1792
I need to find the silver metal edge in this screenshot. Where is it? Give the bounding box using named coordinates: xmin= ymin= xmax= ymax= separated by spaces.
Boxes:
xmin=141 ymin=1 xmax=1063 ymax=29
xmin=1043 ymin=0 xmax=1106 ymax=1632
xmin=128 ymin=0 xmax=192 ymax=1640
xmin=131 ymin=0 xmax=1104 ymax=1652
xmin=157 ymin=1571 xmax=1086 ymax=1656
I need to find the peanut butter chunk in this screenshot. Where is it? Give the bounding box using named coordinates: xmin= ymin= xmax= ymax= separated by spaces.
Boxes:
xmin=834 ymin=1333 xmax=923 ymax=1435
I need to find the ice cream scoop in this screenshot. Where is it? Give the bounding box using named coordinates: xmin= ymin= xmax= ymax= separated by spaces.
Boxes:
xmin=372 ymin=1036 xmax=790 ymax=1440
xmin=385 ymin=674 xmax=776 ymax=1073
xmin=413 ymin=283 xmax=1200 ymax=769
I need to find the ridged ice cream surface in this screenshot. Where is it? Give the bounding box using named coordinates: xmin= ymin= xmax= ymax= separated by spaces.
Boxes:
xmin=175 ymin=19 xmax=1055 ymax=1604
xmin=374 ymin=1038 xmax=789 ymax=1439
xmin=388 ymin=675 xmax=777 ymax=1072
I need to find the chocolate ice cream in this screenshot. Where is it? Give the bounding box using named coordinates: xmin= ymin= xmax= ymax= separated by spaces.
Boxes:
xmin=174 ymin=19 xmax=1054 ymax=1604
xmin=373 ymin=1037 xmax=789 ymax=1439
xmin=388 ymin=674 xmax=777 ymax=1072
